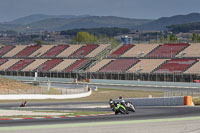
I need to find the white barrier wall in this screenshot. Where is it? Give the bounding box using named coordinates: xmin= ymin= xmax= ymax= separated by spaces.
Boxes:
xmin=115 ymin=97 xmax=185 ymax=106
xmin=0 ymin=90 xmax=92 ymax=100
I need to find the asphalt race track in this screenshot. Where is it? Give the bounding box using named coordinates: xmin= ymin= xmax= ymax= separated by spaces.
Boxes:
xmin=0 ymin=102 xmax=200 ymax=127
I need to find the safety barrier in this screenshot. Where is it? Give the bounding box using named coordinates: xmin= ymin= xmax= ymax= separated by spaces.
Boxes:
xmin=115 ymin=96 xmax=194 ymax=106
xmin=0 ymin=90 xmax=92 ymax=100
xmin=184 ymin=96 xmax=194 ymax=106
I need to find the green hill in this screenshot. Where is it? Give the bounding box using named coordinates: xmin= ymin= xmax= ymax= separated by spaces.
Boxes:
xmin=0 ymin=15 xmax=153 ymax=32
xmin=167 ymin=22 xmax=200 ymax=33
xmin=138 ymin=13 xmax=200 ymax=30
xmin=1 ymin=13 xmax=200 ymax=32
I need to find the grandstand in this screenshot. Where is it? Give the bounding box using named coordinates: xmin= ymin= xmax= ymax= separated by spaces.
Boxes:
xmin=146 ymin=43 xmax=189 ymax=58
xmin=0 ymin=43 xmax=200 ymax=82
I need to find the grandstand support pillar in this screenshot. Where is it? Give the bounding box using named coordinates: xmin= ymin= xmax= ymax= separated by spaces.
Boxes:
xmin=164 ymin=73 xmax=166 ymax=82
xmin=47 ymin=80 xmax=51 ymax=92
xmin=156 ymin=73 xmax=158 ymax=81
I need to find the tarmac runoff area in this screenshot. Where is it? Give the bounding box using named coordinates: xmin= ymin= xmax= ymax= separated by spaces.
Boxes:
xmin=1 ymin=117 xmax=200 ymax=133
xmin=0 ymin=109 xmax=68 ymax=117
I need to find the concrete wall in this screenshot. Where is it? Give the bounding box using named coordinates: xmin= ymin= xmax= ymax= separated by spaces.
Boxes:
xmin=4 ymin=76 xmax=200 ymax=88
xmin=0 ymin=90 xmax=92 ymax=100
xmin=115 ymin=97 xmax=184 ymax=106
xmin=90 ymin=79 xmax=200 ymax=88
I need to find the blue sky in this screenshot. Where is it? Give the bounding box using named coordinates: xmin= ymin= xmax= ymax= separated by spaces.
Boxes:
xmin=1 ymin=0 xmax=200 ymax=22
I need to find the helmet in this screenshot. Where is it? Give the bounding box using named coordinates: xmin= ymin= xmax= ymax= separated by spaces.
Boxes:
xmin=121 ymin=100 xmax=125 ymax=103
xmin=121 ymin=100 xmax=125 ymax=106
xmin=119 ymin=96 xmax=122 ymax=99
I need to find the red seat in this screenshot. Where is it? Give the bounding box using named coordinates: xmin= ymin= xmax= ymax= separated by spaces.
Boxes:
xmin=65 ymin=59 xmax=89 ymax=72
xmin=0 ymin=45 xmax=15 ymax=56
xmin=99 ymin=59 xmax=139 ymax=72
xmin=8 ymin=59 xmax=35 ymax=71
xmin=147 ymin=43 xmax=189 ymax=58
xmin=37 ymin=59 xmax=63 ymax=72
xmin=154 ymin=59 xmax=197 ymax=73
xmin=42 ymin=45 xmax=69 ymax=57
xmin=15 ymin=45 xmax=41 ymax=57
xmin=0 ymin=59 xmax=8 ymax=66
xmin=70 ymin=44 xmax=99 ymax=57
xmin=109 ymin=44 xmax=134 ymax=57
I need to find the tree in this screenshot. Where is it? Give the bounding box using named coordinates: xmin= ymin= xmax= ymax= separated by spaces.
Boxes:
xmin=34 ymin=40 xmax=42 ymax=45
xmin=169 ymin=34 xmax=178 ymax=42
xmin=71 ymin=32 xmax=97 ymax=44
xmin=160 ymin=35 xmax=166 ymax=43
xmin=192 ymin=33 xmax=198 ymax=43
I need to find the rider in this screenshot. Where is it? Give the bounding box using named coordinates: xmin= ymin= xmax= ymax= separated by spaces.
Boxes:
xmin=20 ymin=101 xmax=27 ymax=107
xmin=115 ymin=100 xmax=128 ymax=115
xmin=119 ymin=96 xmax=123 ymax=100
xmin=121 ymin=100 xmax=126 ymax=107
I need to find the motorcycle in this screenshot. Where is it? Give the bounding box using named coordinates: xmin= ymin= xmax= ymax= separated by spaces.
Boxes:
xmin=109 ymin=100 xmax=116 ymax=111
xmin=125 ymin=101 xmax=136 ymax=112
xmin=20 ymin=101 xmax=27 ymax=107
xmin=115 ymin=103 xmax=129 ymax=115
xmin=109 ymin=99 xmax=136 ymax=113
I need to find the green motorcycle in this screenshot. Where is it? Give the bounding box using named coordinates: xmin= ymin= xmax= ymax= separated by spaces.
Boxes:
xmin=115 ymin=103 xmax=129 ymax=115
